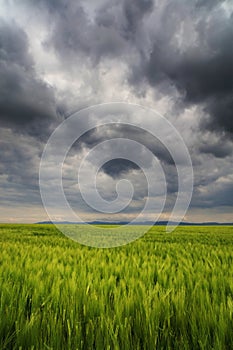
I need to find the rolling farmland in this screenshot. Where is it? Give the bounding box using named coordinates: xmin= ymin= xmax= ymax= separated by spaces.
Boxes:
xmin=0 ymin=224 xmax=232 ymax=349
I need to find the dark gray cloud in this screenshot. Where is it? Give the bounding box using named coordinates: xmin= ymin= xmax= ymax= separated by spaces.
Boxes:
xmin=44 ymin=1 xmax=127 ymax=64
xmin=73 ymin=124 xmax=179 ymax=196
xmin=204 ymin=95 xmax=233 ymax=135
xmin=135 ymin=3 xmax=233 ymax=136
xmin=0 ymin=128 xmax=42 ymax=207
xmin=121 ymin=0 xmax=154 ymax=38
xmin=32 ymin=0 xmax=153 ymax=65
xmin=0 ymin=0 xmax=232 ymax=221
xmin=199 ymin=140 xmax=232 ymax=158
xmin=33 ymin=0 xmax=233 ymax=137
xmin=192 ymin=181 xmax=233 ymax=208
xmin=101 ymin=158 xmax=140 ymax=178
xmin=78 ymin=124 xmax=175 ymax=166
xmin=0 ymin=19 xmax=33 ymax=69
xmin=0 ymin=17 xmax=63 ymax=211
xmin=0 ymin=19 xmax=59 ymax=138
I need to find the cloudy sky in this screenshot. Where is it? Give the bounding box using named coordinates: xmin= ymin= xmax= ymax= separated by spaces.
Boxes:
xmin=0 ymin=0 xmax=232 ymax=223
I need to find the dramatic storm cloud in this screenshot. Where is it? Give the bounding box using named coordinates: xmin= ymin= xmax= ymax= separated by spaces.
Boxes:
xmin=0 ymin=19 xmax=60 ymax=138
xmin=141 ymin=2 xmax=233 ymax=136
xmin=0 ymin=0 xmax=232 ymax=223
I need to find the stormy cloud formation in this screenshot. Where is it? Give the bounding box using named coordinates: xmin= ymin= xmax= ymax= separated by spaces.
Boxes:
xmin=0 ymin=0 xmax=232 ymax=223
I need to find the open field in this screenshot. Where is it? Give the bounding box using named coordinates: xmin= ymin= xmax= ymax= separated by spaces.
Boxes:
xmin=0 ymin=224 xmax=232 ymax=349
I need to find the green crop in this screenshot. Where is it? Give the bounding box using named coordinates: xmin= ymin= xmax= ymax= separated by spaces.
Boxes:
xmin=0 ymin=224 xmax=232 ymax=349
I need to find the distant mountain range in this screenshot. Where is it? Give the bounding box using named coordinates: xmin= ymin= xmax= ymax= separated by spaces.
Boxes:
xmin=37 ymin=220 xmax=233 ymax=226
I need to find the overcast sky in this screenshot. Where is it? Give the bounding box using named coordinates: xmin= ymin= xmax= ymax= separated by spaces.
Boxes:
xmin=0 ymin=0 xmax=232 ymax=223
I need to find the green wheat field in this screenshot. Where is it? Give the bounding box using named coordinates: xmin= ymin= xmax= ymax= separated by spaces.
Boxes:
xmin=0 ymin=224 xmax=232 ymax=350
